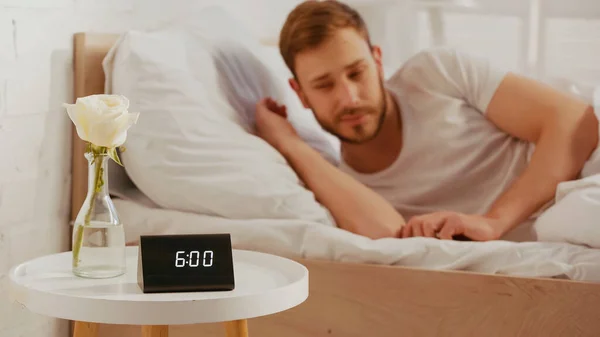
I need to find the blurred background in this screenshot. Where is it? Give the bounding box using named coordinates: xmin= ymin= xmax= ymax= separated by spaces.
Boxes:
xmin=0 ymin=0 xmax=598 ymax=336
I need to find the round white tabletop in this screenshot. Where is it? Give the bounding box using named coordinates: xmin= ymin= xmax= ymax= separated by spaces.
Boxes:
xmin=8 ymin=247 xmax=308 ymax=326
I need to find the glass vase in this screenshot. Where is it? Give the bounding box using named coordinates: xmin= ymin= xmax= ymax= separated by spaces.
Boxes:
xmin=72 ymin=151 xmax=126 ymax=278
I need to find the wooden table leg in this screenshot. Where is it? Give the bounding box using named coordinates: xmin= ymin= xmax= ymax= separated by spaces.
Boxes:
xmin=141 ymin=325 xmax=169 ymax=337
xmin=224 ymin=320 xmax=248 ymax=337
xmin=73 ymin=321 xmax=98 ymax=337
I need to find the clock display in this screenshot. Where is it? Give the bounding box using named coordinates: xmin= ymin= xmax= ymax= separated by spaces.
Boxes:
xmin=137 ymin=233 xmax=235 ymax=293
xmin=175 ymin=250 xmax=214 ymax=267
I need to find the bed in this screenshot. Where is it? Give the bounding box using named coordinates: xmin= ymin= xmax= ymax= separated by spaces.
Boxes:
xmin=68 ymin=31 xmax=600 ymax=337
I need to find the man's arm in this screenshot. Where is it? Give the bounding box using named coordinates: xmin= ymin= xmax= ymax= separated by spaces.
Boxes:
xmin=482 ymin=73 xmax=598 ymax=236
xmin=255 ymin=98 xmax=406 ymax=240
xmin=408 ymin=73 xmax=599 ymax=241
xmin=401 ymin=48 xmax=598 ymax=241
xmin=279 ymin=138 xmax=406 ymax=239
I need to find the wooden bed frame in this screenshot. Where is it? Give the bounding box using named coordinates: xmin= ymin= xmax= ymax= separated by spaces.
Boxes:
xmin=70 ymin=32 xmax=600 ymax=337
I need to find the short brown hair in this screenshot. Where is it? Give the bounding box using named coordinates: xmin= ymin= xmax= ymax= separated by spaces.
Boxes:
xmin=279 ymin=0 xmax=372 ymax=77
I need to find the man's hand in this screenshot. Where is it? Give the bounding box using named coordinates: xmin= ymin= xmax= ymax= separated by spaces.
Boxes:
xmin=255 ymin=97 xmax=299 ymax=151
xmin=401 ymin=211 xmax=504 ymax=241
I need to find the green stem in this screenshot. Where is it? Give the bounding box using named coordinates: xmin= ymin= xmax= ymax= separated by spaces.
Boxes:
xmin=72 ymin=148 xmax=105 ymax=268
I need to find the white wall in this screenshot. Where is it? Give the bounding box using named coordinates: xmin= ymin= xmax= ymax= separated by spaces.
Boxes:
xmin=413 ymin=0 xmax=600 ymax=84
xmin=0 ymin=1 xmax=292 ymax=336
xmin=330 ymin=0 xmax=600 ymax=84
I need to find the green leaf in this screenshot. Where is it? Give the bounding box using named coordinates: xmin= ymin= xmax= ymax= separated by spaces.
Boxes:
xmin=108 ymin=147 xmax=123 ymax=166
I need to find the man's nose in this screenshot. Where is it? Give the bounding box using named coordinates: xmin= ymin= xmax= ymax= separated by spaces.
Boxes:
xmin=337 ymin=80 xmax=359 ymax=107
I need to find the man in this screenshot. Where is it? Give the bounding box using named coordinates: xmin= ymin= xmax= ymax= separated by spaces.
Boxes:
xmin=254 ymin=0 xmax=599 ymax=241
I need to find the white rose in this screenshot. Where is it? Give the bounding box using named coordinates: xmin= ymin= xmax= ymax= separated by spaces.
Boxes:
xmin=64 ymin=94 xmax=140 ymax=148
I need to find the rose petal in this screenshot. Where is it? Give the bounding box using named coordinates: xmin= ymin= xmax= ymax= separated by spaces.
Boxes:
xmin=64 ymin=103 xmax=79 ymax=125
xmin=109 ymin=112 xmax=140 ymax=147
xmin=103 ymin=95 xmax=129 ymax=110
xmin=87 ymin=119 xmax=119 ymax=148
xmin=87 ymin=111 xmax=140 ymax=148
xmin=64 ymin=102 xmax=91 ymax=142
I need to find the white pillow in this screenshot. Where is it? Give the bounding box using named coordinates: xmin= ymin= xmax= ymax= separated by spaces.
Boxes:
xmin=102 ymin=7 xmax=336 ymax=224
xmin=207 ymin=30 xmax=340 ymax=164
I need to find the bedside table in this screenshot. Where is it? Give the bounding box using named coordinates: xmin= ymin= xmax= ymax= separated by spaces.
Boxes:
xmin=8 ymin=246 xmax=308 ymax=337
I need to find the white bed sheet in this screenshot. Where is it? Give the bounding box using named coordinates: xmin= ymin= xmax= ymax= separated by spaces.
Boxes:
xmin=113 ymin=198 xmax=600 ymax=282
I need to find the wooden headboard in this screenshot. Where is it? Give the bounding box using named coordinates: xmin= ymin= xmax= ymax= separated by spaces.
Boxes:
xmin=70 ymin=32 xmax=279 ymax=223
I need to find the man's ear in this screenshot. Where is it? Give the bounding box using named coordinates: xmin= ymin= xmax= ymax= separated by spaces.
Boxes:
xmin=371 ymin=45 xmax=384 ymax=78
xmin=289 ymin=78 xmax=310 ymax=109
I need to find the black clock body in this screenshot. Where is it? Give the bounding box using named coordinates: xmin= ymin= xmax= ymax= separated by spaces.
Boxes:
xmin=137 ymin=233 xmax=235 ymax=293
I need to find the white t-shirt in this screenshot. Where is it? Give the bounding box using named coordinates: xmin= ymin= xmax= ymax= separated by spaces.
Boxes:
xmin=339 ymin=47 xmax=533 ymax=221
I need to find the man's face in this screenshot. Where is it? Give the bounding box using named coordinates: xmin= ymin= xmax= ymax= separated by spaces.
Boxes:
xmin=291 ymin=28 xmax=387 ymax=144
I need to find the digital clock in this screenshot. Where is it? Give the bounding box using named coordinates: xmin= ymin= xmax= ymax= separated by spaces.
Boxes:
xmin=137 ymin=233 xmax=235 ymax=293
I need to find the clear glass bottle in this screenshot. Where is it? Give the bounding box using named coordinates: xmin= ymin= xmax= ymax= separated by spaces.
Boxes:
xmin=72 ymin=152 xmax=126 ymax=278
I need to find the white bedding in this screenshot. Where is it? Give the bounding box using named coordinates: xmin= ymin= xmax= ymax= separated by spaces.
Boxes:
xmin=113 ymin=198 xmax=600 ymax=282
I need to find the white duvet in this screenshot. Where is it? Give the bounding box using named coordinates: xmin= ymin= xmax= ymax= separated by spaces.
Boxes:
xmin=113 ymin=198 xmax=600 ymax=282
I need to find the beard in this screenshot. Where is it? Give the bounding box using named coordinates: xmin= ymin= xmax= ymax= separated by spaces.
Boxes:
xmin=310 ymin=78 xmax=387 ymax=145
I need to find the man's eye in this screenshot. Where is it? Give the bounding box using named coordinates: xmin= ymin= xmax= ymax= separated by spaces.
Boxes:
xmin=349 ymin=70 xmax=362 ymax=79
xmin=315 ymin=83 xmax=333 ymax=90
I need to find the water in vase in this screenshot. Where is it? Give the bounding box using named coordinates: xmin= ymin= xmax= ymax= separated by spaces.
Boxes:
xmin=73 ymin=221 xmax=126 ymax=278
